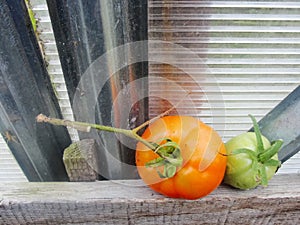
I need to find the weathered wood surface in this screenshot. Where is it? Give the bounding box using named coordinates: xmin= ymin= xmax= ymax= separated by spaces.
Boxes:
xmin=63 ymin=139 xmax=100 ymax=182
xmin=0 ymin=174 xmax=299 ymax=224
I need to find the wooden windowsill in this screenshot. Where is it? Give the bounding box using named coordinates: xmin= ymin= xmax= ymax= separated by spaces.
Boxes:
xmin=0 ymin=174 xmax=299 ymax=224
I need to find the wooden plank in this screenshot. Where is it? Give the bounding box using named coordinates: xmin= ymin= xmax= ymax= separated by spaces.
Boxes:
xmin=0 ymin=174 xmax=299 ymax=224
xmin=0 ymin=0 xmax=71 ymax=181
xmin=63 ymin=139 xmax=100 ymax=181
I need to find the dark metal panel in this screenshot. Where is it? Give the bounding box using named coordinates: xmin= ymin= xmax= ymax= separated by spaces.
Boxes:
xmin=47 ymin=0 xmax=148 ymax=179
xmin=252 ymin=86 xmax=300 ymax=163
xmin=0 ymin=0 xmax=71 ymax=181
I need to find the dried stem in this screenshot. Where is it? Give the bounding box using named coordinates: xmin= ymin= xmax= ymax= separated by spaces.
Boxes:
xmin=132 ymin=91 xmax=191 ymax=133
xmin=36 ymin=114 xmax=156 ymax=151
xmin=36 ymin=91 xmax=191 ymax=179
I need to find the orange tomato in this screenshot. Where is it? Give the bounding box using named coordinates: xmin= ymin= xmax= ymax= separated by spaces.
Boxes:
xmin=136 ymin=115 xmax=227 ymax=200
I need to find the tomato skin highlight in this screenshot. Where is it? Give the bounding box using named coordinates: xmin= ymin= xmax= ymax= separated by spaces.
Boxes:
xmin=135 ymin=115 xmax=227 ymax=200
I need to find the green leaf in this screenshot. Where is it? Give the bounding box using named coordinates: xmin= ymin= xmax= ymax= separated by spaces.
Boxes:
xmin=249 ymin=114 xmax=264 ymax=154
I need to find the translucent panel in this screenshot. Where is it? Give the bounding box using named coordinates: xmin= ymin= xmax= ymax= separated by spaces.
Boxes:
xmin=0 ymin=135 xmax=27 ymax=182
xmin=31 ymin=0 xmax=79 ymax=142
xmin=148 ymin=0 xmax=300 ymax=174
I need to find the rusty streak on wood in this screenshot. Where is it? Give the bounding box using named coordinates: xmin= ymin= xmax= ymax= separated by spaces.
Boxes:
xmin=0 ymin=174 xmax=299 ymax=224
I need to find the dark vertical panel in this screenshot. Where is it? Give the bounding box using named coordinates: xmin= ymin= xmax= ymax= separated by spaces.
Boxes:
xmin=47 ymin=0 xmax=148 ymax=179
xmin=251 ymin=86 xmax=300 ymax=163
xmin=0 ymin=0 xmax=71 ymax=181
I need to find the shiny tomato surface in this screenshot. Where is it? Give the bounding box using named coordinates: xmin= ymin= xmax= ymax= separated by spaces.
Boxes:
xmin=136 ymin=116 xmax=227 ymax=199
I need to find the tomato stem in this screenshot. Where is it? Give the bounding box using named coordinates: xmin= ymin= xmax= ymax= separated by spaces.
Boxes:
xmin=249 ymin=114 xmax=264 ymax=153
xmin=36 ymin=114 xmax=157 ymax=151
xmin=132 ymin=91 xmax=191 ymax=133
xmin=36 ymin=114 xmax=184 ymax=179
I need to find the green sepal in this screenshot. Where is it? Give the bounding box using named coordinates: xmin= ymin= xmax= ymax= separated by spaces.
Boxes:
xmin=165 ymin=164 xmax=177 ymax=178
xmin=157 ymin=164 xmax=177 ymax=178
xmin=250 ymin=157 xmax=259 ymax=171
xmin=156 ymin=141 xmax=181 ymax=155
xmin=145 ymin=138 xmax=183 ymax=179
xmin=165 ymin=148 xmax=183 ymax=166
xmin=145 ymin=157 xmax=165 ymax=168
xmin=157 ymin=170 xmax=166 ymax=178
xmin=264 ymin=159 xmax=281 ymax=167
xmin=258 ymin=139 xmax=283 ymax=163
xmin=249 ymin=114 xmax=264 ymax=154
xmin=258 ymin=163 xmax=268 ymax=187
xmin=165 ymin=156 xmax=183 ymax=167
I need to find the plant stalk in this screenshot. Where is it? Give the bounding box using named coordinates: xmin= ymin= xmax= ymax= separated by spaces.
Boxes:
xmin=36 ymin=114 xmax=157 ymax=151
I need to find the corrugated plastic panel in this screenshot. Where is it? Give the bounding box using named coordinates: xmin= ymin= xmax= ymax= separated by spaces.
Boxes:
xmin=31 ymin=0 xmax=79 ymax=142
xmin=148 ymin=0 xmax=300 ymax=173
xmin=0 ymin=136 xmax=27 ymax=182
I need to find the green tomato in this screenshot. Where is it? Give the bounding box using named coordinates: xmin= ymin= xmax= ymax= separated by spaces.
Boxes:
xmin=223 ymin=115 xmax=283 ymax=190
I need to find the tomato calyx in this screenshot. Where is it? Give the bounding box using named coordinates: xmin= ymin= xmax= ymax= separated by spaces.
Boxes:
xmin=229 ymin=115 xmax=283 ymax=186
xmin=146 ymin=138 xmax=183 ymax=178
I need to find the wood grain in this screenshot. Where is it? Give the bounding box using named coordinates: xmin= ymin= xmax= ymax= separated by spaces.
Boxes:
xmin=63 ymin=139 xmax=99 ymax=182
xmin=0 ymin=174 xmax=299 ymax=224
